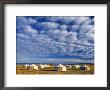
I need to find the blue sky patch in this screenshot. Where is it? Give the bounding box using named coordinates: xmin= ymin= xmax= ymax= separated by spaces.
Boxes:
xmin=16 ymin=16 xmax=94 ymax=64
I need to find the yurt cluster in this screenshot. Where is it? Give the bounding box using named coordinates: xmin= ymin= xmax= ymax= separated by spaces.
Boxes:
xmin=24 ymin=64 xmax=90 ymax=71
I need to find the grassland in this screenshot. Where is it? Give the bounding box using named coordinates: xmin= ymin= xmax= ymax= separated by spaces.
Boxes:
xmin=16 ymin=64 xmax=94 ymax=74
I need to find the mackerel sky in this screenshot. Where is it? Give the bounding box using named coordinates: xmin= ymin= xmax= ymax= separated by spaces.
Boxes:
xmin=16 ymin=16 xmax=94 ymax=63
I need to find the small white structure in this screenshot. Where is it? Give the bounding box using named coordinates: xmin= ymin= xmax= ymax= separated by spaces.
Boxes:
xmin=39 ymin=64 xmax=45 ymax=68
xmin=57 ymin=64 xmax=63 ymax=67
xmin=68 ymin=65 xmax=72 ymax=68
xmin=44 ymin=64 xmax=49 ymax=67
xmin=24 ymin=64 xmax=29 ymax=69
xmin=39 ymin=64 xmax=49 ymax=68
xmin=66 ymin=65 xmax=72 ymax=69
xmin=84 ymin=65 xmax=90 ymax=70
xmin=57 ymin=64 xmax=67 ymax=71
xmin=61 ymin=66 xmax=67 ymax=71
xmin=74 ymin=65 xmax=80 ymax=69
xmin=66 ymin=65 xmax=69 ymax=67
xmin=30 ymin=64 xmax=39 ymax=70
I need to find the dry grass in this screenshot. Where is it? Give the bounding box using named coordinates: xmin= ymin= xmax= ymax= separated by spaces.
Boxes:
xmin=16 ymin=64 xmax=94 ymax=74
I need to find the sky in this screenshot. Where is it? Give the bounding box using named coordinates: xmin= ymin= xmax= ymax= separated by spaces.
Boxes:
xmin=16 ymin=16 xmax=94 ymax=63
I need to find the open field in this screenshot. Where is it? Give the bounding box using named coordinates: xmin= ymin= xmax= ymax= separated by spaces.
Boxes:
xmin=16 ymin=64 xmax=94 ymax=74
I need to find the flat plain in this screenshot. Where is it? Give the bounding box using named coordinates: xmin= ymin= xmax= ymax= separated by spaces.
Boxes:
xmin=16 ymin=64 xmax=94 ymax=74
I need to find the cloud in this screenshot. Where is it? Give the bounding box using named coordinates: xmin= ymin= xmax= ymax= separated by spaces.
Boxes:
xmin=23 ymin=25 xmax=38 ymax=34
xmin=17 ymin=17 xmax=38 ymax=37
xmin=47 ymin=58 xmax=94 ymax=63
xmin=80 ymin=25 xmax=94 ymax=33
xmin=28 ymin=17 xmax=37 ymax=24
xmin=78 ymin=25 xmax=94 ymax=42
xmin=17 ymin=16 xmax=37 ymax=26
xmin=66 ymin=32 xmax=78 ymax=44
xmin=60 ymin=24 xmax=68 ymax=30
xmin=38 ymin=22 xmax=59 ymax=30
xmin=17 ymin=33 xmax=29 ymax=39
xmin=17 ymin=16 xmax=28 ymax=25
xmin=45 ymin=16 xmax=76 ymax=24
xmin=70 ymin=25 xmax=80 ymax=31
xmin=75 ymin=17 xmax=90 ymax=24
xmin=45 ymin=16 xmax=91 ymax=25
xmin=16 ymin=16 xmax=94 ymax=63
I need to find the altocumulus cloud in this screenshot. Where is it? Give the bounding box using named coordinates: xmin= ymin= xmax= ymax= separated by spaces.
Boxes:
xmin=16 ymin=16 xmax=94 ymax=63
